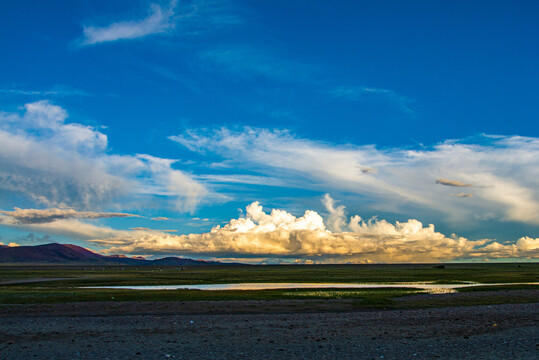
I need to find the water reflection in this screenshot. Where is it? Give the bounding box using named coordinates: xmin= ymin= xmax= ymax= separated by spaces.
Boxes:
xmin=84 ymin=282 xmax=522 ymax=294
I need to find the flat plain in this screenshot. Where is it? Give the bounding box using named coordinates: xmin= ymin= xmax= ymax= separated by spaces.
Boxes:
xmin=0 ymin=263 xmax=537 ymax=359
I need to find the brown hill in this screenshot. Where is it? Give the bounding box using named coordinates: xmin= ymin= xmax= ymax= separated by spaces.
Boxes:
xmin=0 ymin=243 xmax=237 ymax=265
xmin=0 ymin=243 xmax=104 ymax=263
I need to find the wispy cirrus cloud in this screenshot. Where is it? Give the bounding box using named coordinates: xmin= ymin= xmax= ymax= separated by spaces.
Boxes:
xmin=329 ymin=85 xmax=415 ymax=115
xmin=198 ymin=45 xmax=415 ymax=116
xmin=0 ymin=85 xmax=90 ymax=97
xmin=78 ymin=0 xmax=242 ymax=47
xmin=170 ymin=127 xmax=539 ymax=226
xmin=199 ymin=46 xmax=313 ymax=82
xmin=80 ymin=1 xmax=178 ymax=46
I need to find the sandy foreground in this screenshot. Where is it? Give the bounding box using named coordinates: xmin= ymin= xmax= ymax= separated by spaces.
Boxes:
xmin=0 ymin=299 xmax=537 ymax=360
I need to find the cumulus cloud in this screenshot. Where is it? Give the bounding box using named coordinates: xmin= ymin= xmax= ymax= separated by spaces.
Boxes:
xmin=0 ymin=100 xmax=207 ymax=211
xmin=81 ymin=1 xmax=177 ymax=45
xmin=170 ymin=128 xmax=539 ymax=226
xmin=0 ymin=242 xmax=20 ymax=247
xmin=0 ymin=208 xmax=138 ymax=224
xmin=515 ymin=236 xmax=539 ymax=252
xmin=321 ymin=193 xmax=347 ymax=232
xmin=89 ymin=196 xmax=538 ymax=262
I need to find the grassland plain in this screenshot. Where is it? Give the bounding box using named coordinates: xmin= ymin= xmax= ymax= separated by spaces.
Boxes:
xmin=0 ymin=263 xmax=537 ymax=308
xmin=0 ymin=263 xmax=537 ymax=359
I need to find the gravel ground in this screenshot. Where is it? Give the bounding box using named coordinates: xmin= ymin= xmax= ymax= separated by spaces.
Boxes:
xmin=0 ymin=302 xmax=537 ymax=359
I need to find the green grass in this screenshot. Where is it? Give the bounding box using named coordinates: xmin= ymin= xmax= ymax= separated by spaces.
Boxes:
xmin=457 ymin=283 xmax=539 ymax=292
xmin=397 ymin=291 xmax=539 ymax=308
xmin=0 ymin=286 xmax=421 ymax=305
xmin=0 ymin=263 xmax=536 ymax=306
xmin=1 ymin=263 xmax=537 ymax=287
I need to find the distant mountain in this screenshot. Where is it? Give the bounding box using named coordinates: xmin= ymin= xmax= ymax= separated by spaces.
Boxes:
xmin=0 ymin=243 xmax=238 ymax=265
xmin=109 ymin=254 xmax=146 ymax=260
xmin=150 ymin=256 xmax=223 ymax=266
xmin=0 ymin=243 xmax=103 ymax=263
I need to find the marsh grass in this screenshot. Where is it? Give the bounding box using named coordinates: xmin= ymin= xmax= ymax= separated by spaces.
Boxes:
xmin=0 ymin=263 xmax=536 ymax=307
xmin=282 ymin=288 xmax=422 ymax=299
xmin=1 ymin=263 xmax=537 ymax=287
xmin=0 ymin=286 xmax=421 ymax=305
xmin=457 ymin=284 xmax=539 ymax=292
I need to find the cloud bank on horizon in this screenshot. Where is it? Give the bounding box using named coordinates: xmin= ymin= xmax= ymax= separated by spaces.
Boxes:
xmin=1 ymin=194 xmax=537 ymax=263
xmin=89 ymin=195 xmax=539 ymax=263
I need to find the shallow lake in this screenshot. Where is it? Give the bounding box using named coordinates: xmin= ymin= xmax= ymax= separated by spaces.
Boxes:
xmin=83 ymin=282 xmax=533 ymax=294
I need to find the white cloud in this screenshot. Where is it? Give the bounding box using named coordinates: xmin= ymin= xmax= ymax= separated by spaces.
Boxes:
xmin=330 ymin=86 xmax=402 ymax=100
xmin=79 ymin=0 xmax=241 ymax=46
xmin=197 ymin=174 xmax=287 ymax=186
xmin=3 ymin=196 xmax=535 ymax=262
xmin=88 ymin=196 xmax=538 ymax=262
xmin=81 ymin=1 xmax=177 ymax=45
xmin=0 ymin=100 xmax=207 ymax=211
xmin=137 ymin=155 xmax=207 ymax=213
xmin=14 ymin=219 xmax=134 ymax=241
xmin=321 ymin=193 xmax=346 ymax=232
xmin=0 ymin=208 xmax=139 ymax=224
xmin=0 ymin=117 xmax=125 ymax=208
xmin=170 ymin=127 xmax=539 ymax=226
xmin=516 ymin=236 xmax=539 ymax=252
xmin=0 ymin=85 xmax=89 ymax=97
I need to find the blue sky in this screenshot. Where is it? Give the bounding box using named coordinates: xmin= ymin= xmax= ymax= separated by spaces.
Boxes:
xmin=0 ymin=0 xmax=538 ymax=263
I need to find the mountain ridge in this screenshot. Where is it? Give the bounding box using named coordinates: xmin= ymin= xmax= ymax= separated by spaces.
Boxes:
xmin=0 ymin=243 xmax=237 ymax=265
